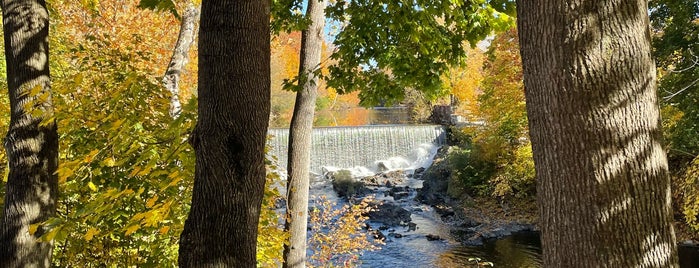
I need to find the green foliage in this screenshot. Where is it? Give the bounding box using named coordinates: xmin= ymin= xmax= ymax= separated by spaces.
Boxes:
xmin=324 ymin=0 xmax=515 ymax=106
xmin=271 ymin=0 xmax=310 ymax=34
xmin=138 ymin=0 xmax=180 ymax=18
xmin=679 ymin=156 xmax=699 ymax=231
xmin=651 ymin=0 xmax=699 ymax=237
xmin=651 ymin=0 xmax=699 ymax=163
xmin=449 ymin=145 xmax=497 ymax=196
xmin=48 ymin=41 xmax=197 ymax=266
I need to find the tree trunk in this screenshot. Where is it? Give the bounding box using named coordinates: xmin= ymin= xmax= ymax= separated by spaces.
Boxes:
xmin=0 ymin=0 xmax=59 ymax=267
xmin=516 ymin=0 xmax=679 ymax=267
xmin=177 ymin=0 xmax=270 ymax=267
xmin=282 ymin=0 xmax=326 ymax=267
xmin=162 ymin=3 xmax=199 ymax=119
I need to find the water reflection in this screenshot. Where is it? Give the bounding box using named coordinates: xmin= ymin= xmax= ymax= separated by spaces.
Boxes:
xmin=436 ymin=232 xmax=542 ymax=268
xmin=313 ymin=107 xmax=412 ymax=127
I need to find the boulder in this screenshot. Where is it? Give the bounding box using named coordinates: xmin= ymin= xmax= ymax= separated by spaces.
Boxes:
xmin=365 ymin=201 xmax=412 ymax=226
xmin=415 ymin=158 xmax=450 ymax=206
xmin=388 ymin=186 xmax=411 ymax=201
xmin=332 ymin=176 xmax=366 ymax=198
xmin=426 ymin=234 xmax=443 ymax=241
xmin=361 ymin=170 xmax=405 ymax=188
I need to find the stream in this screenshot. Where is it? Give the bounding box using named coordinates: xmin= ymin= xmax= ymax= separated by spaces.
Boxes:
xmin=269 ymin=125 xmax=699 ymax=267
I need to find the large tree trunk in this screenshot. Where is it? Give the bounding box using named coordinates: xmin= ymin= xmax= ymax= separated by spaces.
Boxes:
xmin=282 ymin=0 xmax=326 ymax=267
xmin=517 ymin=0 xmax=678 ymax=267
xmin=177 ymin=0 xmax=270 ymax=267
xmin=0 ymin=0 xmax=59 ymax=267
xmin=162 ymin=3 xmax=199 ymax=119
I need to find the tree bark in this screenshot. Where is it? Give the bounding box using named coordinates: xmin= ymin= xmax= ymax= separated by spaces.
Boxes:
xmin=516 ymin=0 xmax=679 ymax=267
xmin=0 ymin=0 xmax=59 ymax=267
xmin=162 ymin=3 xmax=199 ymax=119
xmin=282 ymin=0 xmax=326 ymax=267
xmin=177 ymin=0 xmax=270 ymax=267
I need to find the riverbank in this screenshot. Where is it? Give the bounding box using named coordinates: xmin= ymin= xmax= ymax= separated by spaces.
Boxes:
xmin=419 ymin=145 xmax=699 ymax=267
xmin=416 ymin=146 xmax=538 ymax=246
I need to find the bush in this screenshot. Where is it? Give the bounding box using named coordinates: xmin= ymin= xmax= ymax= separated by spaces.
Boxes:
xmin=680 ymin=156 xmax=699 ymax=232
xmin=449 ymin=145 xmax=497 ymax=196
xmin=307 ymin=196 xmax=382 ymax=267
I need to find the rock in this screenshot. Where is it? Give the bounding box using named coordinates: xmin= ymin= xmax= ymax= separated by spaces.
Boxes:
xmin=407 ymin=222 xmax=417 ymax=232
xmin=361 ymin=170 xmax=405 ymax=188
xmin=274 ymin=197 xmax=286 ymax=209
xmin=365 ymin=201 xmax=412 ymax=226
xmin=332 ymin=176 xmax=366 ymax=198
xmin=680 ymin=240 xmax=699 ymax=247
xmin=426 ymin=234 xmax=442 ymax=241
xmin=433 ymin=203 xmax=455 ymax=217
xmin=388 ymin=186 xmax=411 ymax=201
xmin=392 ymin=192 xmax=410 ymax=200
xmin=414 ymin=167 xmax=426 ymax=176
xmin=378 ymin=225 xmax=389 ymax=231
xmin=415 ymin=168 xmax=449 ymax=206
xmin=372 ymin=230 xmax=386 ymax=241
xmin=462 ymin=236 xmax=484 ymax=246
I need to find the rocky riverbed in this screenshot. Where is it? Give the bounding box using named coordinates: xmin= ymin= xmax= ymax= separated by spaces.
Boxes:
xmin=319 ymin=145 xmax=699 ymax=267
xmin=320 ymin=145 xmax=541 ymax=266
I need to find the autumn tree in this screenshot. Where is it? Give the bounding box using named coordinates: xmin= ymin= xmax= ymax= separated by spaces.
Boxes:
xmin=445 ymin=46 xmax=486 ymax=120
xmin=282 ymin=0 xmax=327 ymax=267
xmin=177 ymin=0 xmax=271 ymax=266
xmin=0 ymin=0 xmax=59 ymax=267
xmin=517 ymin=0 xmax=678 ymax=266
xmin=449 ymin=28 xmax=535 ymax=199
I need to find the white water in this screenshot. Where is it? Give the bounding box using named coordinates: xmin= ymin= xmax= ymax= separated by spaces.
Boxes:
xmin=268 ymin=125 xmax=446 ymax=174
xmin=267 ymin=125 xmax=545 ymax=267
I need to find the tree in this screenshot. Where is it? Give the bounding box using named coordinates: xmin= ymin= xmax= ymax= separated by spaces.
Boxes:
xmin=325 ymin=0 xmax=515 ymax=106
xmin=282 ymin=0 xmax=327 ymax=267
xmin=162 ymin=3 xmax=199 ymax=118
xmin=649 ymin=0 xmax=699 ymax=238
xmin=650 ymin=0 xmax=698 ymax=163
xmin=177 ymin=0 xmax=270 ymax=266
xmin=516 ymin=0 xmax=679 ymax=266
xmin=0 ymin=0 xmax=59 ymax=267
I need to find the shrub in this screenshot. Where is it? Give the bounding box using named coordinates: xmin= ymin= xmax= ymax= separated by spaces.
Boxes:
xmin=307 ymin=196 xmax=382 ymax=267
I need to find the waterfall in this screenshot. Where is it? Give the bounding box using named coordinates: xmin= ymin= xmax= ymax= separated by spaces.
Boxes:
xmin=268 ymin=125 xmax=447 ymax=175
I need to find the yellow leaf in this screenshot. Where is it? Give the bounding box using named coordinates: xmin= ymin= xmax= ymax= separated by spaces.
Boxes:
xmin=28 ymin=223 xmax=40 ymax=235
xmin=146 ymin=195 xmax=158 ymax=208
xmin=28 ymin=84 xmax=43 ymax=96
xmin=84 ymin=227 xmax=99 ymax=241
xmin=124 ymin=225 xmax=140 ymax=236
xmin=129 ymin=167 xmax=141 ymax=177
xmin=101 ymin=157 xmax=116 ymax=167
xmin=88 ymin=181 xmax=98 ymax=192
xmin=137 ymin=166 xmax=152 ymax=176
xmin=83 ymin=149 xmax=99 ymax=163
xmin=43 ymin=227 xmax=60 ymax=241
xmin=159 ymin=226 xmax=170 ymax=235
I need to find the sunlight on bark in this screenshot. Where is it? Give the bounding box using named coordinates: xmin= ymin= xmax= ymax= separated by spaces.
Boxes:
xmin=638 ymin=233 xmax=674 ymax=267
xmin=599 ymin=196 xmax=631 ymax=224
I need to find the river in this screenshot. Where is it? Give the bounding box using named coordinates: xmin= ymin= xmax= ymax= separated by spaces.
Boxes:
xmin=269 ymin=125 xmax=698 ymax=267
